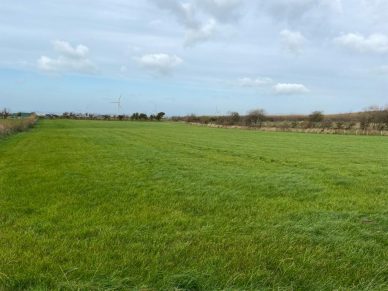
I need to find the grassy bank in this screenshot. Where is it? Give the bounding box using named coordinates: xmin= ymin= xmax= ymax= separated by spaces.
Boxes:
xmin=0 ymin=115 xmax=37 ymax=137
xmin=0 ymin=120 xmax=387 ymax=290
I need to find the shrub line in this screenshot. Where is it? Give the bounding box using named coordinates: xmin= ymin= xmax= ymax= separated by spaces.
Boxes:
xmin=189 ymin=122 xmax=388 ymax=136
xmin=0 ymin=114 xmax=38 ymax=138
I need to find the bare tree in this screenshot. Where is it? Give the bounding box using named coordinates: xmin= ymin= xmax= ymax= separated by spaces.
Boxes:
xmin=1 ymin=108 xmax=10 ymax=119
xmin=245 ymin=109 xmax=266 ymax=127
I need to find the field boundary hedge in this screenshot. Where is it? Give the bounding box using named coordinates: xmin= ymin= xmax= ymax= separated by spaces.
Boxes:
xmin=0 ymin=114 xmax=38 ymax=137
xmin=190 ymin=122 xmax=388 ymax=136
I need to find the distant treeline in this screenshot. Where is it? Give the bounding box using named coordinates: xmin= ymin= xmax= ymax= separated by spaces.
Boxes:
xmin=171 ymin=106 xmax=388 ymax=135
xmin=3 ymin=106 xmax=388 ymax=135
xmin=43 ymin=112 xmax=166 ymax=121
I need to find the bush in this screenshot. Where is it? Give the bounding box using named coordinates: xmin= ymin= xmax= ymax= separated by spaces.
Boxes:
xmin=156 ymin=112 xmax=165 ymax=121
xmin=359 ymin=113 xmax=372 ymax=130
xmin=335 ymin=121 xmax=344 ymax=129
xmin=139 ymin=113 xmax=148 ymax=120
xmin=308 ymin=111 xmax=324 ymax=123
xmin=186 ymin=114 xmax=200 ymax=123
xmin=227 ymin=112 xmax=241 ymax=125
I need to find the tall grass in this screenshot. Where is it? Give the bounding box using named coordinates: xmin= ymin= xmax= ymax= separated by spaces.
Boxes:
xmin=0 ymin=114 xmax=37 ymax=137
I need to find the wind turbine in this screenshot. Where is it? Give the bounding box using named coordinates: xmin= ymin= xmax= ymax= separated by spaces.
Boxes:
xmin=111 ymin=95 xmax=122 ymax=115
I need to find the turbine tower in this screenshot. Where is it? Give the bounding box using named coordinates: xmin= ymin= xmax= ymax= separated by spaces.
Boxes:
xmin=111 ymin=95 xmax=122 ymax=115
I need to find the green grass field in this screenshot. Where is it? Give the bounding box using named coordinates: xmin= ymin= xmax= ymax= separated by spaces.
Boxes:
xmin=0 ymin=120 xmax=387 ymax=290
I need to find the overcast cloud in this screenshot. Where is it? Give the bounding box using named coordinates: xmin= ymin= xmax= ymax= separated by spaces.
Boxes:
xmin=0 ymin=0 xmax=387 ymax=115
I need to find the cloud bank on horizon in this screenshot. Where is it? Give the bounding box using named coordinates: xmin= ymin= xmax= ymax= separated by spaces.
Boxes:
xmin=0 ymin=0 xmax=387 ymax=114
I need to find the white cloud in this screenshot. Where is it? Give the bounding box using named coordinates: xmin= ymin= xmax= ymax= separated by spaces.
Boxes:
xmin=321 ymin=0 xmax=342 ymax=13
xmin=258 ymin=0 xmax=342 ymax=24
xmin=239 ymin=77 xmax=310 ymax=95
xmin=185 ymin=18 xmax=217 ymax=46
xmin=149 ymin=0 xmax=199 ymax=28
xmin=361 ymin=0 xmax=388 ymax=20
xmin=53 ymin=40 xmax=89 ymax=59
xmin=196 ymin=0 xmax=244 ymax=23
xmin=259 ymin=0 xmax=314 ymax=22
xmin=273 ymin=83 xmax=310 ymax=94
xmin=151 ymin=0 xmax=244 ymax=25
xmin=150 ymin=0 xmax=244 ymax=46
xmin=37 ymin=41 xmax=96 ymax=74
xmin=238 ymin=77 xmax=273 ymax=87
xmin=280 ymin=29 xmax=306 ymax=54
xmin=335 ymin=33 xmax=388 ymax=54
xmin=136 ymin=53 xmax=183 ymax=74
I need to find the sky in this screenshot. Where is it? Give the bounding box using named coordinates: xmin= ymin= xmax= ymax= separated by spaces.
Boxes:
xmin=1 ymin=0 xmax=388 ymax=116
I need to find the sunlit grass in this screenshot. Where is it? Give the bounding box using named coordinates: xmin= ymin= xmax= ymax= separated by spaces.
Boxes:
xmin=0 ymin=120 xmax=387 ymax=290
